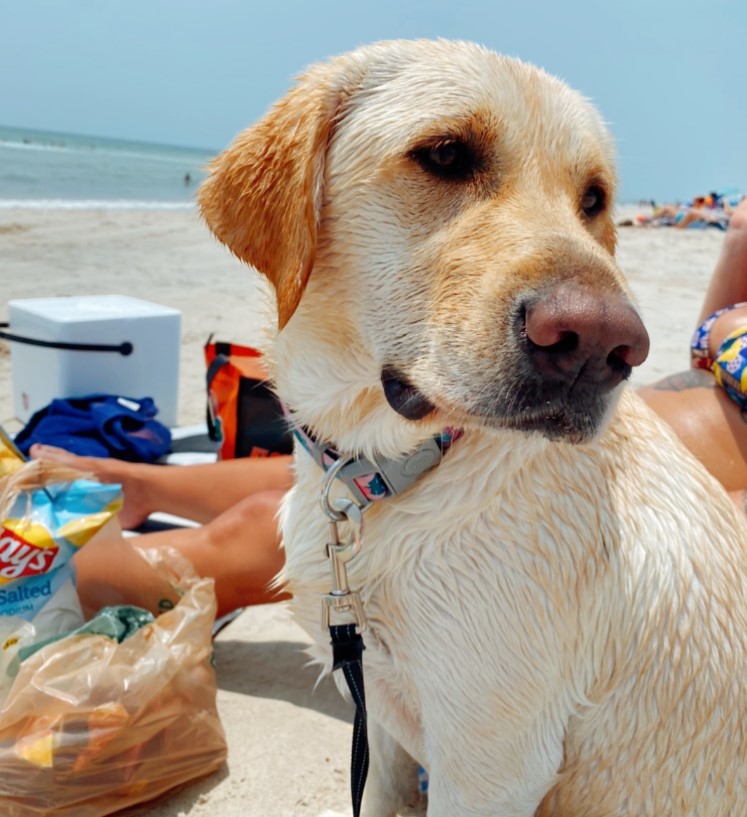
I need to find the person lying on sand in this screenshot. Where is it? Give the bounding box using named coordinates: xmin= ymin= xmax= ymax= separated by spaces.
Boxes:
xmin=640 ymin=195 xmax=747 ymax=503
xmin=622 ymin=193 xmax=742 ymax=230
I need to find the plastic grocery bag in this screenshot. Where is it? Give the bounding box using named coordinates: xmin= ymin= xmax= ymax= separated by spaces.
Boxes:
xmin=0 ymin=461 xmax=227 ymax=816
xmin=0 ymin=545 xmax=227 ymax=817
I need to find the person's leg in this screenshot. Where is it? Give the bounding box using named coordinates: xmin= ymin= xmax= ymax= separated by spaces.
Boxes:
xmin=674 ymin=208 xmax=704 ymax=230
xmin=74 ymin=489 xmax=288 ymax=619
xmin=29 ymin=444 xmax=293 ymax=528
xmin=140 ymin=489 xmax=289 ymax=616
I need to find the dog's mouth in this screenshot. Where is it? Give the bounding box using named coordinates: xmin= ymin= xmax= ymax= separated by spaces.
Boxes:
xmin=381 ymin=365 xmax=612 ymax=443
xmin=381 ymin=367 xmax=437 ymax=421
xmin=496 ymin=399 xmax=608 ymax=444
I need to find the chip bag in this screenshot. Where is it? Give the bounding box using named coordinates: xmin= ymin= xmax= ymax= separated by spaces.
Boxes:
xmin=0 ymin=462 xmax=122 ymax=622
xmin=0 ymin=440 xmax=124 ymax=702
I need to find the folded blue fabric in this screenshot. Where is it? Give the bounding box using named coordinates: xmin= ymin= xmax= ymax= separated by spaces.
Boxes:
xmin=15 ymin=394 xmax=172 ymax=462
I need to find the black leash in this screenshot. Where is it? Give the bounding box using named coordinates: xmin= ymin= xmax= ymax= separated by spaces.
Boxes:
xmin=330 ymin=623 xmax=369 ymax=817
xmin=319 ymin=466 xmax=370 ymax=816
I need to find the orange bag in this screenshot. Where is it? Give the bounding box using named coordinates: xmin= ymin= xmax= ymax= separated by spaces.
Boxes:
xmin=204 ymin=338 xmax=293 ymax=460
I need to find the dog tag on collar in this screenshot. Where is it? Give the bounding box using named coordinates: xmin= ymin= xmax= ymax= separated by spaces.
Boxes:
xmin=374 ymin=436 xmax=444 ymax=496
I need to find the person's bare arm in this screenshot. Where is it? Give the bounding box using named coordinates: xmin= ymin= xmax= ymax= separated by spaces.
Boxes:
xmin=698 ymin=198 xmax=747 ymax=322
xmin=30 ymin=443 xmax=293 ymax=526
xmin=126 ymin=455 xmax=294 ymax=524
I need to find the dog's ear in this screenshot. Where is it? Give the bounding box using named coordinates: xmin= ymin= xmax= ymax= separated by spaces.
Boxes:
xmin=199 ymin=67 xmax=346 ymax=328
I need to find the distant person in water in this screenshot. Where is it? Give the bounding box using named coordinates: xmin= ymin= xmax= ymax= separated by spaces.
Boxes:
xmin=184 ymin=172 xmax=192 ymax=186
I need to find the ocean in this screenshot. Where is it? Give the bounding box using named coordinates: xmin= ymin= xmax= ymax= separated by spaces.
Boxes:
xmin=0 ymin=125 xmax=216 ymax=209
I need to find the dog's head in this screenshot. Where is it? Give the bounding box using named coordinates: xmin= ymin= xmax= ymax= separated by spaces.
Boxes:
xmin=200 ymin=40 xmax=649 ymax=452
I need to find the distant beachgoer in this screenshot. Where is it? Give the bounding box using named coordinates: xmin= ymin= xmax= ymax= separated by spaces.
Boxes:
xmin=184 ymin=172 xmax=192 ymax=186
xmin=674 ymin=195 xmax=730 ymax=230
xmin=623 ymin=193 xmax=741 ymax=230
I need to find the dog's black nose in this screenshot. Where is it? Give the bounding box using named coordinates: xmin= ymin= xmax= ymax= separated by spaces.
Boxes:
xmin=523 ymin=284 xmax=650 ymax=390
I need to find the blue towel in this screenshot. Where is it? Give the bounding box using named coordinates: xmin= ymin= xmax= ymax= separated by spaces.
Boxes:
xmin=15 ymin=394 xmax=172 ymax=462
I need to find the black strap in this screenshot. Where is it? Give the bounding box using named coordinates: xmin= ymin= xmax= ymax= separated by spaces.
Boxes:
xmin=204 ymin=335 xmax=239 ymax=442
xmin=205 ymin=353 xmax=230 ymax=441
xmin=205 ymin=333 xmax=234 ymax=359
xmin=0 ymin=323 xmax=133 ymax=355
xmin=330 ymin=623 xmax=369 ymax=817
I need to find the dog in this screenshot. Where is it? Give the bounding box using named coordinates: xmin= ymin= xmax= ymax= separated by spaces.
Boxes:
xmin=200 ymin=39 xmax=747 ymax=817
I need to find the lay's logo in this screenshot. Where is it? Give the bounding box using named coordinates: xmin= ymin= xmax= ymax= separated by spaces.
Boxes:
xmin=0 ymin=528 xmax=58 ymax=582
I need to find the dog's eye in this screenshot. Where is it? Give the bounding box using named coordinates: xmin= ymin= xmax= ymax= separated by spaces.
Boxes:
xmin=581 ymin=185 xmax=606 ymax=217
xmin=413 ymin=140 xmax=477 ymax=181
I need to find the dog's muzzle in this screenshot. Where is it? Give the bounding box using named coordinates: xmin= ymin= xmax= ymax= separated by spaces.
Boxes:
xmin=381 ymin=283 xmax=649 ymax=444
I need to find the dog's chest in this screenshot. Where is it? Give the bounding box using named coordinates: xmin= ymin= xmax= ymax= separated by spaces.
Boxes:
xmin=280 ymin=438 xmax=610 ymax=699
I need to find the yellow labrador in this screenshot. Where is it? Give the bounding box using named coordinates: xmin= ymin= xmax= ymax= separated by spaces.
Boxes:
xmin=200 ymin=39 xmax=747 ymax=817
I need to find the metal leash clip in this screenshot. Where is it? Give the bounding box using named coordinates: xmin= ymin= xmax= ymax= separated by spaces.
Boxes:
xmin=320 ymin=459 xmax=367 ymax=632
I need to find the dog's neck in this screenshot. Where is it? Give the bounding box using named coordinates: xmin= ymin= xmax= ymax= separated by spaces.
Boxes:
xmin=289 ymin=414 xmax=463 ymax=508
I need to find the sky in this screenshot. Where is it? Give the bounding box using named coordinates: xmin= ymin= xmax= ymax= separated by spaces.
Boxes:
xmin=0 ymin=0 xmax=744 ymax=202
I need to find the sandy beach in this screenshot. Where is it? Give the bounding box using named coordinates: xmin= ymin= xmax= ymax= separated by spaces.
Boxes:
xmin=0 ymin=206 xmax=731 ymax=817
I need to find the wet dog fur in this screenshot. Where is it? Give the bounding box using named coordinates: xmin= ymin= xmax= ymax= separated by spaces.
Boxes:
xmin=200 ymin=39 xmax=747 ymax=817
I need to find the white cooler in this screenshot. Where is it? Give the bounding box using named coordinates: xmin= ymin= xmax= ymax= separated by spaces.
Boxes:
xmin=6 ymin=295 xmax=181 ymax=427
